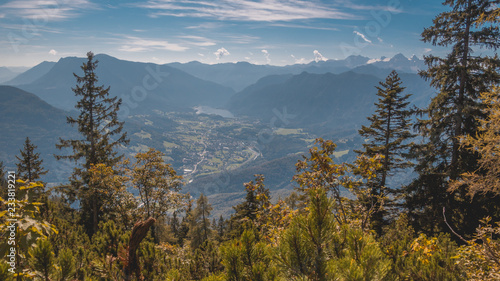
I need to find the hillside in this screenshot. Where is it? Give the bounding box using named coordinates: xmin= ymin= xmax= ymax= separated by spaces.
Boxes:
xmin=227 ymin=71 xmax=381 ymax=133
xmin=0 ymin=86 xmax=73 ymax=177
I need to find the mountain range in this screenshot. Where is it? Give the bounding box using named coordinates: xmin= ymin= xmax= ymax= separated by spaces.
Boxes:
xmin=6 ymin=54 xmax=235 ymax=112
xmin=1 ymin=53 xmax=431 ymax=119
xmin=0 ymin=53 xmax=434 ymax=214
xmin=167 ymin=53 xmax=426 ymax=91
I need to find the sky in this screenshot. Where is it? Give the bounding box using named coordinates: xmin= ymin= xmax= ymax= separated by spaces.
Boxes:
xmin=0 ymin=0 xmax=450 ymax=67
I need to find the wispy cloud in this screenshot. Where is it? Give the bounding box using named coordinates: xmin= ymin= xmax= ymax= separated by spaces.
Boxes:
xmin=353 ymin=31 xmax=372 ymax=44
xmin=185 ymin=22 xmax=225 ymax=29
xmin=138 ymin=0 xmax=356 ymax=22
xmin=0 ymin=23 xmax=62 ymax=34
xmin=270 ymin=23 xmax=340 ymax=31
xmin=313 ymin=50 xmax=327 ymax=62
xmin=119 ymin=36 xmax=188 ymax=52
xmin=336 ymin=0 xmax=403 ymax=13
xmin=214 ymin=47 xmax=230 ymax=60
xmin=178 ymin=35 xmax=216 ymax=47
xmin=0 ymin=0 xmax=98 ymax=21
xmin=222 ymin=34 xmax=260 ymax=44
xmin=49 ymin=49 xmax=57 ymax=55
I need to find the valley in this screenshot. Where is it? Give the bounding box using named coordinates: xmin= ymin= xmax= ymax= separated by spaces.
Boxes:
xmin=0 ymin=53 xmax=430 ymax=216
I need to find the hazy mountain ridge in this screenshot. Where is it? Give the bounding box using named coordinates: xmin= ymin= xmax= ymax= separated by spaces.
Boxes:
xmin=15 ymin=54 xmax=235 ymax=112
xmin=0 ymin=86 xmax=74 ymax=179
xmin=0 ymin=67 xmax=21 ymax=84
xmin=168 ymin=53 xmax=426 ymax=91
xmin=3 ymin=61 xmax=56 ymax=86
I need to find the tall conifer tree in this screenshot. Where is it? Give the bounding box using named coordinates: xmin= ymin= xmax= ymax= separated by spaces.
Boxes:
xmin=356 ymin=70 xmax=414 ymax=231
xmin=405 ymin=0 xmax=500 ymax=235
xmin=55 ymin=51 xmax=129 ymax=236
xmin=16 ymin=137 xmax=48 ymax=182
xmin=189 ymin=194 xmax=213 ymax=250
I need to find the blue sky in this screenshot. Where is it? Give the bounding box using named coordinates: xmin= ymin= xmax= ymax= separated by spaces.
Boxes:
xmin=0 ymin=0 xmax=449 ymax=67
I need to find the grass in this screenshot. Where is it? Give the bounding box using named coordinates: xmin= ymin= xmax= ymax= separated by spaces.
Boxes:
xmin=163 ymin=141 xmax=178 ymax=149
xmin=275 ymin=128 xmax=304 ymax=135
xmin=134 ymin=130 xmax=152 ymax=139
xmin=332 ymin=149 xmax=349 ymax=158
xmin=130 ymin=144 xmax=151 ymax=153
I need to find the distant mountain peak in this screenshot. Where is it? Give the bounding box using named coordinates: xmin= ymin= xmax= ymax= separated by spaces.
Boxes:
xmin=391 ymin=53 xmax=409 ymax=62
xmin=345 ymin=55 xmax=370 ymax=67
xmin=345 ymin=55 xmax=370 ymax=61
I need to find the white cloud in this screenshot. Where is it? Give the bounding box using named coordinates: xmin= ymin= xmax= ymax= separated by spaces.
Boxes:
xmin=198 ymin=53 xmax=205 ymax=57
xmin=178 ymin=35 xmax=216 ymax=47
xmin=214 ymin=47 xmax=230 ymax=60
xmin=313 ymin=50 xmax=327 ymax=62
xmin=353 ymin=31 xmax=372 ymax=44
xmin=377 ymin=37 xmax=384 ymax=43
xmin=138 ymin=0 xmax=355 ymax=22
xmin=119 ymin=36 xmax=188 ymax=52
xmin=424 ymin=48 xmax=432 ymax=53
xmin=186 ymin=22 xmax=223 ymax=30
xmin=0 ymin=0 xmax=98 ymax=21
xmin=262 ymin=49 xmax=270 ymax=64
xmin=49 ymin=49 xmax=57 ymax=55
xmin=291 ymin=54 xmax=309 ymax=64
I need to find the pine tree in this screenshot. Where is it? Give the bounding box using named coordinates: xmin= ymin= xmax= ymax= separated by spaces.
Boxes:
xmin=16 ymin=137 xmax=48 ymax=182
xmin=29 ymin=238 xmax=55 ymax=281
xmin=221 ymin=228 xmax=277 ymax=281
xmin=170 ymin=211 xmax=180 ymax=241
xmin=55 ymin=51 xmax=129 ymax=236
xmin=450 ymin=87 xmax=500 ymax=196
xmin=229 ymin=175 xmax=269 ymax=237
xmin=405 ymin=0 xmax=500 ymax=235
xmin=189 ymin=193 xmax=213 ymax=250
xmin=355 ymin=70 xmax=414 ymax=232
xmin=216 ymin=215 xmax=226 ymax=242
xmin=177 ymin=199 xmax=193 ymax=246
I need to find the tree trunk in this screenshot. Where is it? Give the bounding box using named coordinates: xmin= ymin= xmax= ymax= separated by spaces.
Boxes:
xmin=124 ymin=217 xmax=156 ymax=280
xmin=451 ymin=0 xmax=471 ymax=180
